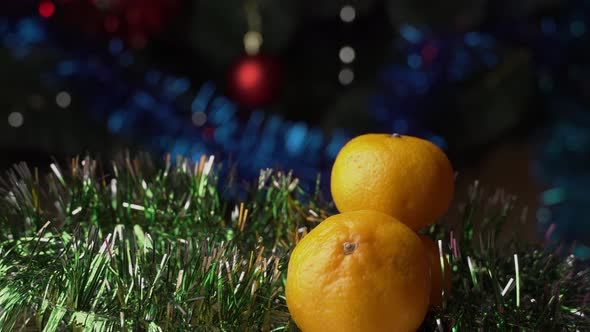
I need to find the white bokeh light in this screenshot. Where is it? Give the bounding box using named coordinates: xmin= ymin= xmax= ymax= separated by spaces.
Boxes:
xmin=8 ymin=112 xmax=24 ymax=128
xmin=192 ymin=112 xmax=207 ymax=126
xmin=243 ymin=31 xmax=263 ymax=55
xmin=340 ymin=5 xmax=356 ymax=23
xmin=338 ymin=68 xmax=354 ymax=85
xmin=56 ymin=91 xmax=72 ymax=108
xmin=339 ymin=46 xmax=355 ymax=63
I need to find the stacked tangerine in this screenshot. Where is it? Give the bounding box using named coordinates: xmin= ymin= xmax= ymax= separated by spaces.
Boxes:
xmin=286 ymin=133 xmax=454 ymax=332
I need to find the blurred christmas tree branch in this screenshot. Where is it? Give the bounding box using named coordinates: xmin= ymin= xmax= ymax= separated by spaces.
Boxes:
xmin=0 ymin=154 xmax=588 ymax=331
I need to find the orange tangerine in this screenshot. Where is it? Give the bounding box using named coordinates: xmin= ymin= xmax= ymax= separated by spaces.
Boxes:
xmin=286 ymin=210 xmax=431 ymax=332
xmin=331 ymin=133 xmax=455 ymax=230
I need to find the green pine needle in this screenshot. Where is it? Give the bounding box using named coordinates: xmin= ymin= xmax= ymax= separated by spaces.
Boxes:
xmin=0 ymin=154 xmax=588 ymax=331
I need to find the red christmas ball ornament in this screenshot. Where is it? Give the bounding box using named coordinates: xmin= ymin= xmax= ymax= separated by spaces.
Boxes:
xmin=227 ymin=53 xmax=282 ymax=108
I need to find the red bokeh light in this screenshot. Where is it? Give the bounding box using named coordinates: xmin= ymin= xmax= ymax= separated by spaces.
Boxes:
xmin=104 ymin=15 xmax=120 ymax=33
xmin=421 ymin=43 xmax=439 ymax=63
xmin=202 ymin=127 xmax=215 ymax=141
xmin=236 ymin=60 xmax=263 ymax=91
xmin=227 ymin=54 xmax=282 ymax=108
xmin=39 ymin=1 xmax=56 ymax=18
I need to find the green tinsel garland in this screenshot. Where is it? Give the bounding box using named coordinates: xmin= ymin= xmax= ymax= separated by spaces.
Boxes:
xmin=0 ymin=154 xmax=588 ymax=331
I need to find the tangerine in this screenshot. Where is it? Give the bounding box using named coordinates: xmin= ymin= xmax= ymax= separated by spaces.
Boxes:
xmin=286 ymin=210 xmax=431 ymax=332
xmin=330 ymin=133 xmax=454 ymax=230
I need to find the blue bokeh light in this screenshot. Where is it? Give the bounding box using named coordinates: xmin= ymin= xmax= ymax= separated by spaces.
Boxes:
xmin=109 ymin=38 xmax=124 ymax=55
xmin=400 ymin=24 xmax=422 ymax=44
xmin=285 ymin=123 xmax=308 ymax=156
